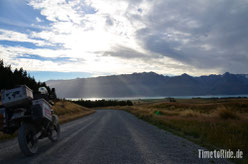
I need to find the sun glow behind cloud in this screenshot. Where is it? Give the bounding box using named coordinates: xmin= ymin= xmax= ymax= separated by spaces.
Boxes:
xmin=0 ymin=0 xmax=248 ymax=80
xmin=1 ymin=0 xmax=154 ymax=74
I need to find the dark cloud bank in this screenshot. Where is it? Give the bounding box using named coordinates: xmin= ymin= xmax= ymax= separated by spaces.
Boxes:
xmin=107 ymin=0 xmax=248 ymax=74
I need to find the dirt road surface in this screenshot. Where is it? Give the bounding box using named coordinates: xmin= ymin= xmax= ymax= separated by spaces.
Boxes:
xmin=0 ymin=110 xmax=231 ymax=164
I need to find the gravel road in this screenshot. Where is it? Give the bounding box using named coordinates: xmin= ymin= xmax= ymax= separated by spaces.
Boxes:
xmin=0 ymin=110 xmax=231 ymax=164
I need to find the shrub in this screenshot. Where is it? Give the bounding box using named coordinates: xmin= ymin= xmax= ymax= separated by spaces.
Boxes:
xmin=217 ymin=107 xmax=239 ymax=120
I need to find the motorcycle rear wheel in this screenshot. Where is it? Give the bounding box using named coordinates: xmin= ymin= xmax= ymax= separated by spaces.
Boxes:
xmin=18 ymin=123 xmax=38 ymax=156
xmin=49 ymin=115 xmax=61 ymax=142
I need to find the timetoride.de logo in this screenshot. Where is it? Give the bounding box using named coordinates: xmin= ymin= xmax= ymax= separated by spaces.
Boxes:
xmin=198 ymin=149 xmax=243 ymax=159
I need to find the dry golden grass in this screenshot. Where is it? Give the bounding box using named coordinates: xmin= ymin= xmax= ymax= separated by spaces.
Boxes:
xmin=54 ymin=100 xmax=95 ymax=123
xmin=0 ymin=100 xmax=95 ymax=140
xmin=215 ymin=106 xmax=240 ymax=120
xmin=110 ymin=98 xmax=248 ymax=163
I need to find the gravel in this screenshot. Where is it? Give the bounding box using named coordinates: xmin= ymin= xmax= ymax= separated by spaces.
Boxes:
xmin=0 ymin=110 xmax=231 ymax=164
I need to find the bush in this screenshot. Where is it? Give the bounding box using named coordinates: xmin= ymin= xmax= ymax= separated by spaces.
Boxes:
xmin=217 ymin=107 xmax=239 ymax=120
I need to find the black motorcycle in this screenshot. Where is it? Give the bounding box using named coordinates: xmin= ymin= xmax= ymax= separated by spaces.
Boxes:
xmin=0 ymin=85 xmax=60 ymax=156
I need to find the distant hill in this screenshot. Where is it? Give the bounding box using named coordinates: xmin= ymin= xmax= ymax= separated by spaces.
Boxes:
xmin=46 ymin=72 xmax=248 ymax=98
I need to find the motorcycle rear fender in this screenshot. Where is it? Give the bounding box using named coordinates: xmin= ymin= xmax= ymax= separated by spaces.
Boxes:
xmin=11 ymin=111 xmax=26 ymax=121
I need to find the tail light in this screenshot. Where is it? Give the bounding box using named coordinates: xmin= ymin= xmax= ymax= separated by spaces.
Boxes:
xmin=0 ymin=108 xmax=5 ymax=129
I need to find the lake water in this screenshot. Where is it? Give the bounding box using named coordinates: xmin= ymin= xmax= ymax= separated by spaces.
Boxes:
xmin=66 ymin=94 xmax=248 ymax=101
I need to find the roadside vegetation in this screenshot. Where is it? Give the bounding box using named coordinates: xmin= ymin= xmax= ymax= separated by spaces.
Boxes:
xmin=109 ymin=98 xmax=248 ymax=164
xmin=73 ymin=99 xmax=133 ymax=108
xmin=0 ymin=100 xmax=95 ymax=140
xmin=53 ymin=100 xmax=95 ymax=123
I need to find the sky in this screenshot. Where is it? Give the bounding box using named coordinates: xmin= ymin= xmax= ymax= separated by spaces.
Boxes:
xmin=0 ymin=0 xmax=248 ymax=82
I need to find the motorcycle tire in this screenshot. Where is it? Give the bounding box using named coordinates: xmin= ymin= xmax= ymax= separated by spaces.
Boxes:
xmin=49 ymin=114 xmax=61 ymax=142
xmin=18 ymin=123 xmax=38 ymax=156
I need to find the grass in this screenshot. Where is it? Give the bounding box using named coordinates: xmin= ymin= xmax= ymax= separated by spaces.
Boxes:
xmin=1 ymin=98 xmax=247 ymax=163
xmin=53 ymin=100 xmax=95 ymax=123
xmin=216 ymin=107 xmax=240 ymax=120
xmin=108 ymin=98 xmax=248 ymax=164
xmin=0 ymin=100 xmax=95 ymax=141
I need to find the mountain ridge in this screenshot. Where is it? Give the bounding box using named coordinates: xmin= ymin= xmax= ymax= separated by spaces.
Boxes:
xmin=46 ymin=72 xmax=248 ymax=98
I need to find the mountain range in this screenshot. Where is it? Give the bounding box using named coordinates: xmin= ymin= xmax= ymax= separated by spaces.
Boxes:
xmin=46 ymin=72 xmax=248 ymax=98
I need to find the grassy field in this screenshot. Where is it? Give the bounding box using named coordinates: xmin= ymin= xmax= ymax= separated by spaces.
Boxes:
xmin=0 ymin=100 xmax=95 ymax=140
xmin=110 ymin=98 xmax=248 ymax=163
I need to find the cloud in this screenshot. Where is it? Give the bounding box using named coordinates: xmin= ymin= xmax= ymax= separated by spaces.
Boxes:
xmin=36 ymin=17 xmax=42 ymax=22
xmin=1 ymin=0 xmax=248 ymax=77
xmin=135 ymin=0 xmax=248 ymax=73
xmin=103 ymin=46 xmax=151 ymax=59
xmin=0 ymin=29 xmax=51 ymax=46
xmin=16 ymin=54 xmax=74 ymax=63
xmin=105 ymin=15 xmax=114 ymax=26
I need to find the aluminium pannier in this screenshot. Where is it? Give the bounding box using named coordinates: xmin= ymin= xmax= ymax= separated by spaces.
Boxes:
xmin=32 ymin=98 xmax=52 ymax=121
xmin=1 ymin=85 xmax=33 ymax=107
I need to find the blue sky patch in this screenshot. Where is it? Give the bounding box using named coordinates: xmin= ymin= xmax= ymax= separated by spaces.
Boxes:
xmin=0 ymin=0 xmax=50 ymax=33
xmin=0 ymin=40 xmax=62 ymax=50
xmin=28 ymin=71 xmax=93 ymax=82
xmin=16 ymin=54 xmax=73 ymax=63
xmin=0 ymin=40 xmax=39 ymax=49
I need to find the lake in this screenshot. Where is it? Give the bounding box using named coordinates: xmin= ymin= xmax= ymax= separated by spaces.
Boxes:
xmin=66 ymin=94 xmax=248 ymax=101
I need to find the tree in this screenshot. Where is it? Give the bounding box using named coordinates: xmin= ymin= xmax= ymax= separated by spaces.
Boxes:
xmin=0 ymin=59 xmax=51 ymax=92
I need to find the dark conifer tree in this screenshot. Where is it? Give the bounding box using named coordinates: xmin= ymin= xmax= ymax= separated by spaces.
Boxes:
xmin=0 ymin=59 xmax=50 ymax=92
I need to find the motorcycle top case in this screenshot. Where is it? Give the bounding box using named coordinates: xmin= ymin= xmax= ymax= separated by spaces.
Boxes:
xmin=32 ymin=99 xmax=52 ymax=121
xmin=1 ymin=85 xmax=33 ymax=107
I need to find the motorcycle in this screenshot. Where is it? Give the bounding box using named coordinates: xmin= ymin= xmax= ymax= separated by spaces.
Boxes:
xmin=0 ymin=85 xmax=60 ymax=156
